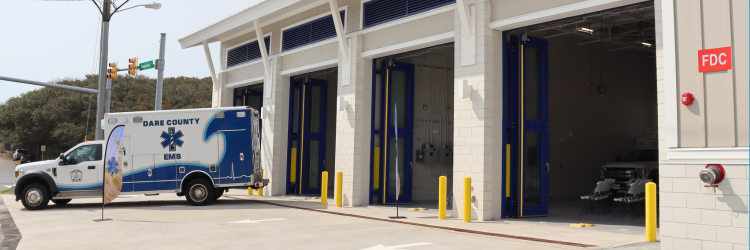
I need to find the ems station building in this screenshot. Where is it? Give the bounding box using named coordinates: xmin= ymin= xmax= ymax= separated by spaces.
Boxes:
xmin=179 ymin=0 xmax=748 ymax=248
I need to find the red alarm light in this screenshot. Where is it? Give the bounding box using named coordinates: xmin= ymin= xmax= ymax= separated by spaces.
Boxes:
xmin=681 ymin=92 xmax=694 ymax=105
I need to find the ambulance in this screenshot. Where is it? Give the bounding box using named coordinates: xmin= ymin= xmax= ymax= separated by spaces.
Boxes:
xmin=12 ymin=107 xmax=267 ymax=210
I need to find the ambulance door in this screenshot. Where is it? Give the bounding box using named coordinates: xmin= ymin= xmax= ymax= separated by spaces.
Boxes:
xmin=56 ymin=144 xmax=103 ymax=191
xmin=218 ymin=129 xmax=251 ymax=184
xmin=132 ymin=155 xmax=156 ymax=191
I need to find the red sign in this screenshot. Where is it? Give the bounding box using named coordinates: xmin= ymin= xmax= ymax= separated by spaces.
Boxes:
xmin=698 ymin=47 xmax=732 ymax=72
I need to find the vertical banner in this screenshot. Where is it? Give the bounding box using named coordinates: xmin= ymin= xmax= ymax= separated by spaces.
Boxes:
xmin=394 ymin=103 xmax=400 ymax=201
xmin=103 ymin=126 xmax=125 ymax=204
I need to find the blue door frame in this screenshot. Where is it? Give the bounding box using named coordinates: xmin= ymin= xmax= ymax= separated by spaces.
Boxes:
xmin=505 ymin=34 xmax=549 ymax=217
xmin=286 ymin=78 xmax=328 ymax=195
xmin=369 ymin=61 xmax=415 ymax=204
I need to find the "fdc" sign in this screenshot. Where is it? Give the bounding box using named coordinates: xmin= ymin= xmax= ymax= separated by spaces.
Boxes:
xmin=698 ymin=47 xmax=732 ymax=72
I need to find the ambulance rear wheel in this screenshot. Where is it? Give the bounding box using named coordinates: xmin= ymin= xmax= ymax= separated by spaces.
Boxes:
xmin=21 ymin=183 xmax=49 ymax=210
xmin=185 ymin=179 xmax=214 ymax=206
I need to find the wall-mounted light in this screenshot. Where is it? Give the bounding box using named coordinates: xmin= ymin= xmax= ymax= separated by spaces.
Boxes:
xmin=458 ymin=79 xmax=472 ymax=99
xmin=577 ymin=27 xmax=594 ymax=34
xmin=337 ymin=96 xmax=349 ymax=111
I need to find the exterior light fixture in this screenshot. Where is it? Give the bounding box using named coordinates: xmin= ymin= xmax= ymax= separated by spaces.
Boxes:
xmin=641 ymin=42 xmax=652 ymax=47
xmin=144 ymin=3 xmax=162 ymax=10
xmin=577 ymin=27 xmax=594 ymax=34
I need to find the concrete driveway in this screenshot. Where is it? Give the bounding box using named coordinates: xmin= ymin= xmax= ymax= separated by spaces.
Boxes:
xmin=1 ymin=189 xmax=660 ymax=250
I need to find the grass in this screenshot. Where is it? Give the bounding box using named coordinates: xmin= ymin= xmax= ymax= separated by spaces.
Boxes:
xmin=0 ymin=154 xmax=21 ymax=164
xmin=0 ymin=189 xmax=10 ymax=194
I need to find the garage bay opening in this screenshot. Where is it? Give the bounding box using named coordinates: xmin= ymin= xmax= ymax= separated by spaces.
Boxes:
xmin=286 ymin=68 xmax=338 ymax=196
xmin=370 ymin=44 xmax=455 ymax=207
xmin=503 ymin=1 xmax=658 ymax=231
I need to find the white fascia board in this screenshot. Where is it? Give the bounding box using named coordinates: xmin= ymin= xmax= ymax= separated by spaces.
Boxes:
xmin=178 ymin=0 xmax=305 ymax=49
xmin=361 ymin=31 xmax=455 ymax=59
xmin=280 ymin=59 xmax=338 ymax=76
xmin=226 ymin=76 xmax=265 ymax=89
xmin=490 ymin=0 xmax=633 ymax=30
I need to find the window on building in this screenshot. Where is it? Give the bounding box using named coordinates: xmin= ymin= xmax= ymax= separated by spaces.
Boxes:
xmin=363 ymin=0 xmax=455 ymax=28
xmin=282 ymin=11 xmax=345 ymax=51
xmin=227 ymin=36 xmax=270 ymax=68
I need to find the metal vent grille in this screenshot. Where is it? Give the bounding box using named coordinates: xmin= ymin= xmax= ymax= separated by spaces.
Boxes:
xmin=227 ymin=36 xmax=271 ymax=68
xmin=282 ymin=11 xmax=345 ymax=51
xmin=363 ymin=0 xmax=455 ymax=28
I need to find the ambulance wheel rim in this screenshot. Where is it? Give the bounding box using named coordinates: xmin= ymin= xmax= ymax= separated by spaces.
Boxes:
xmin=25 ymin=188 xmax=42 ymax=206
xmin=190 ymin=184 xmax=208 ymax=202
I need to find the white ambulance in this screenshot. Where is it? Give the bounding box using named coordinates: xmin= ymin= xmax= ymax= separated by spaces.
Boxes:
xmin=12 ymin=107 xmax=267 ymax=210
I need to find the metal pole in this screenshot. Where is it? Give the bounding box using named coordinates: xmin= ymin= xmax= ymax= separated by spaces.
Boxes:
xmin=95 ymin=0 xmax=112 ymax=140
xmin=105 ymin=78 xmax=112 ymax=114
xmin=155 ymin=33 xmax=166 ymax=110
xmin=0 ymin=76 xmax=98 ymax=94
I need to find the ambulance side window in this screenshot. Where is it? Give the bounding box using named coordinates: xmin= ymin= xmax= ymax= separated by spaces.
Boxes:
xmin=65 ymin=145 xmax=98 ymax=165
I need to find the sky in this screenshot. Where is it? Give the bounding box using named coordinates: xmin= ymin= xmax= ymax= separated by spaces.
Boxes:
xmin=0 ymin=0 xmax=263 ymax=103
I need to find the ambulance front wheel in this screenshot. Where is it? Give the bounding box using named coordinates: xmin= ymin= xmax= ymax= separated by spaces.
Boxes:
xmin=21 ymin=183 xmax=50 ymax=210
xmin=185 ymin=179 xmax=215 ymax=206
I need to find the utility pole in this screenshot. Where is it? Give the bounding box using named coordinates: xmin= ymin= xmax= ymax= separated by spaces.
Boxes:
xmin=155 ymin=33 xmax=166 ymax=110
xmin=94 ymin=0 xmax=112 ymax=140
xmin=105 ymin=78 xmax=112 ymax=113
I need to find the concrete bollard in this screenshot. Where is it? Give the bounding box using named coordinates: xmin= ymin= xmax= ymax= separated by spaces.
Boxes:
xmin=646 ymin=182 xmax=657 ymax=242
xmin=258 ymin=169 xmax=264 ymax=197
xmin=439 ymin=176 xmax=447 ymax=220
xmin=336 ymin=172 xmax=343 ymax=207
xmin=321 ymin=171 xmax=328 ymax=205
xmin=463 ymin=177 xmax=471 ymax=222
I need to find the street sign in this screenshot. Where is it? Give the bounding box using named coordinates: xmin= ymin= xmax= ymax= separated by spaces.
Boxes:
xmin=41 ymin=145 xmax=46 ymax=152
xmin=139 ymin=60 xmax=155 ymax=70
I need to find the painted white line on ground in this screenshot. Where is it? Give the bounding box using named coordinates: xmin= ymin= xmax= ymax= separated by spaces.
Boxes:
xmin=229 ymin=218 xmax=285 ymax=224
xmin=362 ymin=242 xmax=432 ymax=250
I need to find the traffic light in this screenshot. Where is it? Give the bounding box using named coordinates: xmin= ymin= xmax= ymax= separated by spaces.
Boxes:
xmin=107 ymin=62 xmax=117 ymax=79
xmin=128 ymin=58 xmax=137 ymax=75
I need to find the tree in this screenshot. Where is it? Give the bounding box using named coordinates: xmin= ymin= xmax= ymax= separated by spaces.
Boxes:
xmin=0 ymin=75 xmax=212 ymax=158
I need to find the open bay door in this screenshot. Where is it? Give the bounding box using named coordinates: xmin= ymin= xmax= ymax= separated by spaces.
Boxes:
xmin=287 ymin=78 xmax=329 ymax=195
xmin=509 ymin=35 xmax=549 ymax=217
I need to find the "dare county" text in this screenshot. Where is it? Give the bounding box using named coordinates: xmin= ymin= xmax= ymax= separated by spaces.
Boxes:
xmin=143 ymin=118 xmax=200 ymax=127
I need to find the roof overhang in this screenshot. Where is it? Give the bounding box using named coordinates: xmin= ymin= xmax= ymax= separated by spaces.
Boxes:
xmin=178 ymin=0 xmax=328 ymax=49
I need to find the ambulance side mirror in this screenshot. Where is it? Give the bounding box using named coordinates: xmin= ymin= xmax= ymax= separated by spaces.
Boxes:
xmin=58 ymin=153 xmax=66 ymax=165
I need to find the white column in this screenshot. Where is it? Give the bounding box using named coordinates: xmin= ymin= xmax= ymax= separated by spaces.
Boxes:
xmin=452 ymin=1 xmax=501 ymax=221
xmin=260 ymin=57 xmax=290 ymax=196
xmin=335 ymin=35 xmax=371 ymax=206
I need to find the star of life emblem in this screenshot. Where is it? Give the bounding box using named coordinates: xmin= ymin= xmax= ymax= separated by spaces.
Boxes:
xmin=160 ymin=127 xmax=184 ymax=152
xmin=70 ymin=170 xmax=82 ymax=182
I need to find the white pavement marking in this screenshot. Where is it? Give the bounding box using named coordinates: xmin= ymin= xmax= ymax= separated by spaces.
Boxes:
xmin=229 ymin=218 xmax=285 ymax=224
xmin=361 ymin=242 xmax=433 ymax=250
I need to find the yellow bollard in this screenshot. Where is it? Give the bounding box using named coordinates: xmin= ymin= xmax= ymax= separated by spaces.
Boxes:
xmin=439 ymin=176 xmax=447 ymax=220
xmin=258 ymin=169 xmax=264 ymax=197
xmin=463 ymin=177 xmax=471 ymax=222
xmin=645 ymin=182 xmax=657 ymax=242
xmin=248 ymin=187 xmax=253 ymax=195
xmin=321 ymin=171 xmax=329 ymax=205
xmin=336 ymin=172 xmax=343 ymax=207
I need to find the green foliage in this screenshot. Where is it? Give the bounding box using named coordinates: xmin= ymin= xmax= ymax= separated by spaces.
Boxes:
xmin=0 ymin=75 xmax=212 ymax=158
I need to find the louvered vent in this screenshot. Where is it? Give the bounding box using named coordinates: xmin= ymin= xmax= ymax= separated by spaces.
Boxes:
xmin=227 ymin=36 xmax=271 ymax=68
xmin=363 ymin=0 xmax=455 ymax=28
xmin=282 ymin=11 xmax=345 ymax=51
